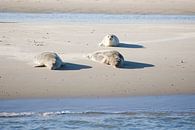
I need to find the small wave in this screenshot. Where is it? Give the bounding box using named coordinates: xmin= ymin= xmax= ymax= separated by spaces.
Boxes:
xmin=40 ymin=111 xmax=73 ymax=116
xmin=39 ymin=111 xmax=138 ymax=116
xmin=1 ymin=111 xmax=194 ymax=118
xmin=0 ymin=111 xmax=137 ymax=118
xmin=39 ymin=111 xmax=113 ymax=116
xmin=0 ymin=112 xmax=34 ymax=118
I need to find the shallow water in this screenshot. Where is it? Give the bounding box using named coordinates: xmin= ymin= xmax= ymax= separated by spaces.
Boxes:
xmin=0 ymin=13 xmax=195 ymax=24
xmin=0 ymin=95 xmax=195 ymax=130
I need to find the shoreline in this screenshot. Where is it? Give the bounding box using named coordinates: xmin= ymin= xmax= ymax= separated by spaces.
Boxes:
xmin=1 ymin=93 xmax=195 ymax=100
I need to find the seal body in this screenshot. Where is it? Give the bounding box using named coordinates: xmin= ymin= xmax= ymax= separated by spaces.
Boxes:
xmin=87 ymin=50 xmax=124 ymax=68
xmin=34 ymin=52 xmax=63 ymax=70
xmin=99 ymin=34 xmax=119 ymax=47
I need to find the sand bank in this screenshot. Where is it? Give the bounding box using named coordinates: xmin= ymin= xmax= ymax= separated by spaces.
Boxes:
xmin=0 ymin=0 xmax=195 ymax=14
xmin=0 ymin=22 xmax=195 ymax=99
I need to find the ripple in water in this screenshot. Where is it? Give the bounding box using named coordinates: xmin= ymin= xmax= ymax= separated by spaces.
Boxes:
xmin=0 ymin=95 xmax=195 ymax=129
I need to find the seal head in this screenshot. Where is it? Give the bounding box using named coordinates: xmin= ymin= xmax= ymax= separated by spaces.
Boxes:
xmin=99 ymin=34 xmax=120 ymax=47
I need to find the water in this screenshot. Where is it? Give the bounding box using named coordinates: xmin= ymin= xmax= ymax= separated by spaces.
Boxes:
xmin=0 ymin=95 xmax=195 ymax=130
xmin=0 ymin=13 xmax=195 ymax=24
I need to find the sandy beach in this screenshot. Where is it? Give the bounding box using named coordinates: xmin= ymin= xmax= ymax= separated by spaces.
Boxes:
xmin=0 ymin=0 xmax=195 ymax=14
xmin=0 ymin=21 xmax=195 ymax=99
xmin=0 ymin=0 xmax=195 ymax=99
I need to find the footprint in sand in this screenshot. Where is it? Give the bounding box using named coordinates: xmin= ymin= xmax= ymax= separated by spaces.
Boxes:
xmin=33 ymin=40 xmax=45 ymax=46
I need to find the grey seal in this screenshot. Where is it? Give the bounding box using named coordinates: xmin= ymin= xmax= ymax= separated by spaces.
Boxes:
xmin=87 ymin=50 xmax=124 ymax=68
xmin=34 ymin=52 xmax=63 ymax=70
xmin=99 ymin=34 xmax=119 ymax=47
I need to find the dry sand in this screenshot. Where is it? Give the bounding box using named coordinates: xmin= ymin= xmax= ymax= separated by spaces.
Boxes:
xmin=0 ymin=22 xmax=195 ymax=99
xmin=0 ymin=0 xmax=195 ymax=14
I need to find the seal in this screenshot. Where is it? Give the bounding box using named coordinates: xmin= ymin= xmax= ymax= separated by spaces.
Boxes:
xmin=99 ymin=34 xmax=119 ymax=47
xmin=34 ymin=52 xmax=64 ymax=70
xmin=87 ymin=50 xmax=124 ymax=68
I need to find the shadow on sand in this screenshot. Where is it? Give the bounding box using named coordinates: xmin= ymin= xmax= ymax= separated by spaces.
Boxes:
xmin=58 ymin=63 xmax=92 ymax=70
xmin=118 ymin=43 xmax=144 ymax=48
xmin=121 ymin=61 xmax=154 ymax=69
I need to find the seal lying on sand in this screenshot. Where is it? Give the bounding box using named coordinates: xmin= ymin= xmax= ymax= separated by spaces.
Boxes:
xmin=99 ymin=34 xmax=119 ymax=47
xmin=34 ymin=52 xmax=63 ymax=70
xmin=87 ymin=50 xmax=124 ymax=68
